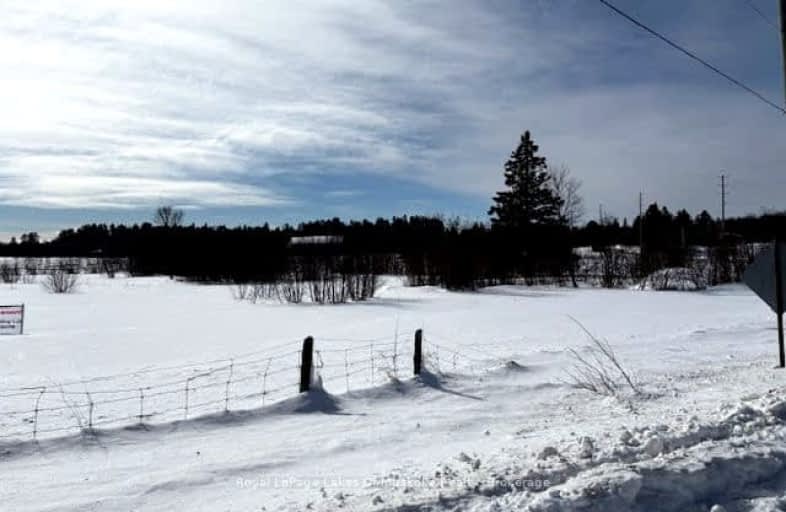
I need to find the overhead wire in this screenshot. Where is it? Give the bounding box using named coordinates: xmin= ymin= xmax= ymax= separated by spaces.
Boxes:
xmin=597 ymin=0 xmax=786 ymax=115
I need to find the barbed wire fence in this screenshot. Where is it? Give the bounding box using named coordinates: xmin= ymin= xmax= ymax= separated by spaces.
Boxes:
xmin=0 ymin=329 xmax=508 ymax=443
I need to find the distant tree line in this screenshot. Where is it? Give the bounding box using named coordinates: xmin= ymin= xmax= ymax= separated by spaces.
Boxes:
xmin=1 ymin=131 xmax=784 ymax=291
xmin=1 ymin=208 xmax=784 ymax=290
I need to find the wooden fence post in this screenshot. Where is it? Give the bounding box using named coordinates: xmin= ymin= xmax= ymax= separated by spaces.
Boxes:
xmin=414 ymin=329 xmax=423 ymax=375
xmin=300 ymin=336 xmax=314 ymax=392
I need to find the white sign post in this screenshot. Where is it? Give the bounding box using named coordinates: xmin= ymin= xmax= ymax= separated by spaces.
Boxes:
xmin=0 ymin=304 xmax=24 ymax=335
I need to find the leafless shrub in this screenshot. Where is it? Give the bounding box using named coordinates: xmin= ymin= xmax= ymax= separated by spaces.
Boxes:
xmin=346 ymin=272 xmax=378 ymax=301
xmin=233 ymin=282 xmax=284 ymax=303
xmin=0 ymin=262 xmax=21 ymax=284
xmin=731 ymin=243 xmax=756 ymax=282
xmin=565 ymin=317 xmax=640 ymax=397
xmin=310 ymin=274 xmax=375 ymax=304
xmin=43 ymin=264 xmax=80 ymax=294
xmin=22 ymin=258 xmax=39 ymax=283
xmin=233 ymin=273 xmax=378 ymax=305
xmin=256 ymin=283 xmax=281 ymax=302
xmin=232 ymin=255 xmax=378 ymax=305
xmin=308 ymin=263 xmax=343 ymax=304
xmin=639 ymin=267 xmax=706 ymax=291
xmin=279 ymin=272 xmax=305 ymax=304
xmin=704 ymin=241 xmax=756 ymax=285
xmin=101 ymin=258 xmax=127 ymax=279
xmin=599 ymin=247 xmax=635 ymax=288
xmin=232 ymin=283 xmax=254 ymax=302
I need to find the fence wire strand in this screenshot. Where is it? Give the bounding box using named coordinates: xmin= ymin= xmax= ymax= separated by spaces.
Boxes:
xmin=0 ymin=328 xmax=509 ymax=442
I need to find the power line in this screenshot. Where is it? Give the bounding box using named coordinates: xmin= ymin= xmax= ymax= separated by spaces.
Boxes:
xmin=741 ymin=0 xmax=779 ymax=31
xmin=780 ymin=0 xmax=786 ymax=107
xmin=597 ymin=0 xmax=786 ymax=115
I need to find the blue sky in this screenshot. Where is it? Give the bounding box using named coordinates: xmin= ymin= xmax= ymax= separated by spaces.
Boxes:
xmin=0 ymin=0 xmax=784 ymax=240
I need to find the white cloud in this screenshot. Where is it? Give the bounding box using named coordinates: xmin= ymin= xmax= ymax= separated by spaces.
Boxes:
xmin=1 ymin=0 xmax=461 ymax=208
xmin=0 ymin=0 xmax=783 ymax=217
xmin=0 ymin=174 xmax=288 ymax=209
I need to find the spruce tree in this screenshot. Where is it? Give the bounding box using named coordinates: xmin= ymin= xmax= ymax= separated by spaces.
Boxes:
xmin=488 ymin=131 xmax=562 ymax=229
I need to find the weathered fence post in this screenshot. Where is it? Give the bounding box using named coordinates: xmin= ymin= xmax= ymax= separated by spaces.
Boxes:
xmin=370 ymin=341 xmax=375 ymax=385
xmin=344 ymin=348 xmax=350 ymax=392
xmin=32 ymin=386 xmax=45 ymax=440
xmin=224 ymin=359 xmax=234 ymax=411
xmin=138 ymin=388 xmax=145 ymax=424
xmin=300 ymin=336 xmax=314 ymax=392
xmin=184 ymin=377 xmax=192 ymax=420
xmin=86 ymin=392 xmax=94 ymax=431
xmin=414 ymin=329 xmax=423 ymax=375
xmin=262 ymin=357 xmax=271 ymax=406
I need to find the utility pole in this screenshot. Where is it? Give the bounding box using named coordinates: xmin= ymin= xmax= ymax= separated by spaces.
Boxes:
xmin=638 ymin=191 xmax=645 ymax=278
xmin=778 ymin=1 xmax=785 ymax=366
xmin=720 ymin=173 xmax=726 ymax=234
xmin=638 ymin=192 xmax=643 ymax=252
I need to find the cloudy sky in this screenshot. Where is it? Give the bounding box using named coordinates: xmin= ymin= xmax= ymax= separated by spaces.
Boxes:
xmin=0 ymin=0 xmax=784 ymax=239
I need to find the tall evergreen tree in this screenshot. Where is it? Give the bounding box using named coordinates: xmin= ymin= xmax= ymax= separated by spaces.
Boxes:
xmin=488 ymin=131 xmax=562 ymax=229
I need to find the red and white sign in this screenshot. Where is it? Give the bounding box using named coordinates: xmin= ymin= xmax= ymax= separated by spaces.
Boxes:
xmin=0 ymin=305 xmax=24 ymax=335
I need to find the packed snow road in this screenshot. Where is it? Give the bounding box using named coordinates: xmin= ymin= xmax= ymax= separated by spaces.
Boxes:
xmin=0 ymin=276 xmax=782 ymax=511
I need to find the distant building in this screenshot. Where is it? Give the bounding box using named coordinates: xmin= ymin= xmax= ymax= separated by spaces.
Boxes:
xmin=288 ymin=235 xmax=344 ymax=247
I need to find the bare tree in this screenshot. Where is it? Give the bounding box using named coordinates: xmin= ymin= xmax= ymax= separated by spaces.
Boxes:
xmin=154 ymin=206 xmax=184 ymax=228
xmin=548 ymin=164 xmax=585 ymax=227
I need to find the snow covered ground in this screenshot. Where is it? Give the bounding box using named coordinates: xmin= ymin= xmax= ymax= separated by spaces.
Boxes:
xmin=0 ymin=275 xmax=784 ymax=511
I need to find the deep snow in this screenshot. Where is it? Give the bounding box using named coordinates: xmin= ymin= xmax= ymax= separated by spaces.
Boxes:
xmin=0 ymin=275 xmax=783 ymax=511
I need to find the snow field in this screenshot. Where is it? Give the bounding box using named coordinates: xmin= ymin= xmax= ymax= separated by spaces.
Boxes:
xmin=0 ymin=274 xmax=782 ymax=511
